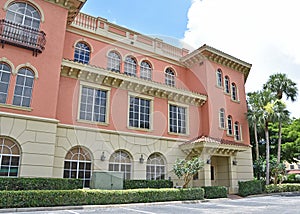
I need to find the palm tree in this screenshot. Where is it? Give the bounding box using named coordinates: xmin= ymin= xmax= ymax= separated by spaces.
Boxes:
xmin=264 ymin=73 xmax=298 ymax=165
xmin=272 ymin=100 xmax=290 ymax=184
xmin=259 ymin=89 xmax=275 ymax=185
xmin=263 ymin=73 xmax=298 ymax=101
xmin=247 ymin=92 xmax=263 ymax=162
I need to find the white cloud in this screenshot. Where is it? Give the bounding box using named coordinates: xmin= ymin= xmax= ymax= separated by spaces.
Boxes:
xmin=183 ymin=0 xmax=300 ymax=118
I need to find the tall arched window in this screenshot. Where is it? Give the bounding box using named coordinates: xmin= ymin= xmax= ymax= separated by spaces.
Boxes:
xmin=224 ymin=76 xmax=230 ymax=93
xmin=0 ymin=63 xmax=11 ymax=104
xmin=107 ymin=51 xmax=121 ymax=72
xmin=6 ymin=2 xmax=41 ymax=29
xmin=140 ymin=61 xmax=152 ymax=80
xmin=231 ymin=83 xmax=238 ymax=101
xmin=63 ymin=146 xmax=92 ymax=188
xmin=74 ymin=42 xmax=90 ymax=64
xmin=0 ymin=137 xmax=20 ymax=177
xmin=124 ymin=56 xmax=137 ymax=76
xmin=109 ymin=150 xmax=132 ymax=180
xmin=219 ymin=108 xmax=225 ymax=129
xmin=165 ymin=68 xmax=175 ymax=87
xmin=146 ymin=153 xmax=166 ymax=180
xmin=216 ymin=69 xmax=222 ymax=87
xmin=13 ymin=68 xmax=34 ymax=107
xmin=234 ymin=122 xmax=240 ymax=141
xmin=227 ymin=115 xmax=233 ymax=135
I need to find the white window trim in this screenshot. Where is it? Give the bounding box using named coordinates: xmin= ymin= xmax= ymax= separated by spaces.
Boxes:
xmin=77 ymin=82 xmax=111 ymax=125
xmin=216 ymin=69 xmax=223 ymax=88
xmin=168 ymin=101 xmax=189 ymax=136
xmin=219 ymin=108 xmax=226 ymax=129
xmin=127 ymin=92 xmax=153 ymax=131
xmin=224 ymin=76 xmax=230 ymax=95
xmin=231 ymin=83 xmax=240 ymax=102
xmin=226 ymin=116 xmax=233 ymax=136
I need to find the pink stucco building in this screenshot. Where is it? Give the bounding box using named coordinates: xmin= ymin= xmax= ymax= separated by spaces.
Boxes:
xmin=0 ymin=0 xmax=253 ymax=193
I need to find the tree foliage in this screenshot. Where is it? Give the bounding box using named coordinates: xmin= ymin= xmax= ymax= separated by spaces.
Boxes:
xmin=173 ymin=157 xmax=204 ymax=188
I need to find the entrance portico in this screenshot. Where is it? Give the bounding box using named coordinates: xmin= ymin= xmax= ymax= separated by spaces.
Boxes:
xmin=180 ymin=136 xmax=251 ymax=193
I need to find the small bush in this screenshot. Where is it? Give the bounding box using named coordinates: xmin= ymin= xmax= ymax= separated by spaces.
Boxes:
xmin=123 ymin=180 xmax=173 ymax=189
xmin=265 ymin=184 xmax=300 ymax=193
xmin=0 ymin=188 xmax=204 ymax=208
xmin=238 ymin=180 xmax=262 ymax=197
xmin=0 ymin=177 xmax=83 ymax=191
xmin=202 ymin=186 xmax=227 ymax=199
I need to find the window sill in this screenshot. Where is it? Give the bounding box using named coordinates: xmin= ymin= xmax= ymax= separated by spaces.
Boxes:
xmin=215 ymin=85 xmax=223 ymax=89
xmin=77 ymin=119 xmax=109 ymax=126
xmin=0 ymin=103 xmax=32 ymax=112
xmin=168 ymin=131 xmax=189 ymax=137
xmin=231 ymin=99 xmax=240 ymax=103
xmin=224 ymin=92 xmax=231 ymax=96
xmin=127 ymin=126 xmax=152 ymax=132
xmin=226 ymin=133 xmax=233 ymax=137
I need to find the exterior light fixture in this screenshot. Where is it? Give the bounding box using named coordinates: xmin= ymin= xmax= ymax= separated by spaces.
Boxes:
xmin=100 ymin=152 xmax=106 ymax=161
xmin=139 ymin=154 xmax=144 ymax=164
xmin=206 ymin=159 xmax=211 ymax=164
xmin=232 ymin=160 xmax=238 ymax=165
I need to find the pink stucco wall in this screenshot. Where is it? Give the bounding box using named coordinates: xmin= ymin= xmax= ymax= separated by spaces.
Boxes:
xmin=0 ymin=0 xmax=68 ymax=118
xmin=0 ymin=0 xmax=250 ymax=145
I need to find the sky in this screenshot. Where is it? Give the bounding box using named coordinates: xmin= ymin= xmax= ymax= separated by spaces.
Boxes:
xmin=81 ymin=0 xmax=300 ymax=118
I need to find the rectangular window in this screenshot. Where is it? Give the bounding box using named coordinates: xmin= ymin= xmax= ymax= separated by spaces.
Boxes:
xmin=79 ymin=86 xmax=107 ymax=123
xmin=129 ymin=96 xmax=150 ymax=129
xmin=169 ymin=104 xmax=187 ymax=134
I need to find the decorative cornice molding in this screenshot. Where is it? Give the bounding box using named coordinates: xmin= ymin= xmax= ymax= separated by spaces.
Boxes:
xmin=180 ymin=44 xmax=252 ymax=82
xmin=61 ymin=59 xmax=207 ymax=107
xmin=44 ymin=0 xmax=86 ymax=24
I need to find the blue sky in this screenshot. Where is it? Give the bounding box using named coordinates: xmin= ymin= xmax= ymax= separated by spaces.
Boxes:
xmin=81 ymin=0 xmax=191 ymax=39
xmin=81 ymin=0 xmax=300 ymax=118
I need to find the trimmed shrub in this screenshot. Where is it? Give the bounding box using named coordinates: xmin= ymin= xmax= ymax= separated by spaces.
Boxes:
xmin=265 ymin=184 xmax=300 ymax=193
xmin=238 ymin=180 xmax=262 ymax=197
xmin=123 ymin=180 xmax=173 ymax=189
xmin=202 ymin=186 xmax=227 ymax=199
xmin=0 ymin=177 xmax=83 ymax=191
xmin=0 ymin=188 xmax=204 ymax=208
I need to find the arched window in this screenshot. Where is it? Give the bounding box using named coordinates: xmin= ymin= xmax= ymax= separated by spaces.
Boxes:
xmin=6 ymin=2 xmax=41 ymax=29
xmin=140 ymin=61 xmax=152 ymax=80
xmin=0 ymin=137 xmax=20 ymax=177
xmin=146 ymin=153 xmax=166 ymax=180
xmin=224 ymin=76 xmax=230 ymax=94
xmin=219 ymin=108 xmax=225 ymax=129
xmin=74 ymin=42 xmax=90 ymax=64
xmin=227 ymin=115 xmax=233 ymax=135
xmin=124 ymin=56 xmax=137 ymax=76
xmin=234 ymin=122 xmax=240 ymax=141
xmin=109 ymin=150 xmax=132 ymax=180
xmin=0 ymin=63 xmax=11 ymax=104
xmin=165 ymin=68 xmax=175 ymax=87
xmin=107 ymin=51 xmax=121 ymax=72
xmin=13 ymin=68 xmax=34 ymax=107
xmin=231 ymin=83 xmax=238 ymax=101
xmin=216 ymin=69 xmax=222 ymax=87
xmin=63 ymin=146 xmax=92 ymax=188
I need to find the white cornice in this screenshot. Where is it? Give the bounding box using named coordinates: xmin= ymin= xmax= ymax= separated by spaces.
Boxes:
xmin=61 ymin=59 xmax=207 ymax=107
xmin=181 ymin=44 xmax=252 ymax=82
xmin=0 ymin=111 xmax=59 ymax=123
xmin=44 ymin=0 xmax=86 ymax=24
xmin=58 ymin=123 xmax=187 ymax=142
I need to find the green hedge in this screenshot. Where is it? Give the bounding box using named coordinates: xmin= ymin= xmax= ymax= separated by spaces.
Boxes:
xmin=265 ymin=184 xmax=300 ymax=193
xmin=0 ymin=188 xmax=204 ymax=208
xmin=123 ymin=180 xmax=173 ymax=189
xmin=0 ymin=177 xmax=83 ymax=191
xmin=202 ymin=186 xmax=227 ymax=199
xmin=238 ymin=180 xmax=262 ymax=197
